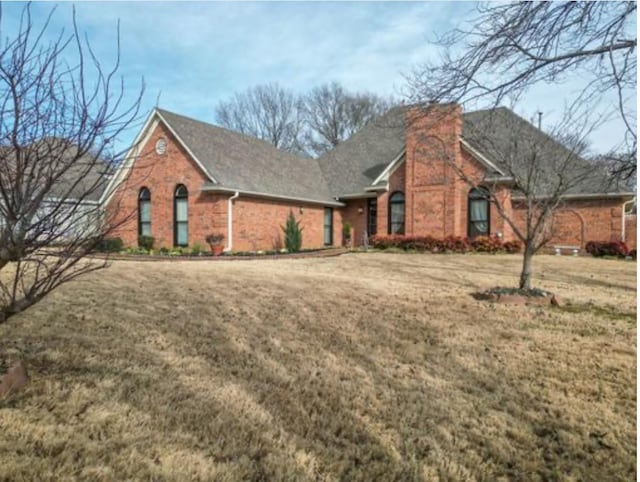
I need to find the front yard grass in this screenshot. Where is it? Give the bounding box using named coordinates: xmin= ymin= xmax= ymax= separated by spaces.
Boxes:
xmin=0 ymin=253 xmax=635 ymax=480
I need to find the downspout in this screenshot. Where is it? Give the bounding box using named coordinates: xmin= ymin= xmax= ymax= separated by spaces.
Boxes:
xmin=621 ymin=198 xmax=635 ymax=243
xmin=226 ymin=192 xmax=240 ymax=252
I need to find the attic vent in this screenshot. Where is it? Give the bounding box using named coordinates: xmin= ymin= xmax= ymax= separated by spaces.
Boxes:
xmin=155 ymin=138 xmax=167 ymax=155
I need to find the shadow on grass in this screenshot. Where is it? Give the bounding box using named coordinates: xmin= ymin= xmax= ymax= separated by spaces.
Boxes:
xmin=0 ymin=260 xmax=635 ymax=481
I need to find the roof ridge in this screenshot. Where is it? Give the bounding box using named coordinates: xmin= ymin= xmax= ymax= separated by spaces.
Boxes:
xmin=155 ymin=107 xmax=312 ymax=162
xmin=154 ymin=107 xmax=337 ymax=203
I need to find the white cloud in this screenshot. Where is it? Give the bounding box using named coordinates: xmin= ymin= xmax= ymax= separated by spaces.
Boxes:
xmin=1 ymin=1 xmax=633 ymax=153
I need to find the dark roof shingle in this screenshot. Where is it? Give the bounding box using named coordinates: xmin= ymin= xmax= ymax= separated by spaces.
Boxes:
xmin=317 ymin=107 xmax=406 ymax=197
xmin=157 ymin=109 xmax=335 ymax=203
xmin=462 ymin=107 xmax=625 ymax=196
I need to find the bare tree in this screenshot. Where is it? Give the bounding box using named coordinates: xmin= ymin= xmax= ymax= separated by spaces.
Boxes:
xmin=214 ymin=83 xmax=305 ymax=155
xmin=302 ymin=82 xmax=392 ymax=156
xmin=407 ymin=2 xmax=637 ymax=179
xmin=0 ymin=5 xmax=144 ymax=323
xmin=414 ymin=104 xmax=610 ymax=290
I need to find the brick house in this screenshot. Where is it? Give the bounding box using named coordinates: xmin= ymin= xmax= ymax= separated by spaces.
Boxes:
xmin=103 ymin=105 xmax=636 ymax=252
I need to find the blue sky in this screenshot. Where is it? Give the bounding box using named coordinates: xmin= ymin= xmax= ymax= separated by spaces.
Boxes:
xmin=2 ymin=2 xmax=635 ymax=154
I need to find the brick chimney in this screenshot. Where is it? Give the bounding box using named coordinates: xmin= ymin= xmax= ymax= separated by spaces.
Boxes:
xmin=404 ymin=103 xmax=464 ymax=237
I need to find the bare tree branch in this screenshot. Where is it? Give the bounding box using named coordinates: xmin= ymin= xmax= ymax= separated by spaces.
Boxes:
xmin=406 ymin=1 xmax=637 ymax=178
xmin=301 ymin=82 xmax=392 ymax=157
xmin=0 ymin=4 xmax=145 ymax=323
xmin=214 ymin=83 xmax=306 ymax=155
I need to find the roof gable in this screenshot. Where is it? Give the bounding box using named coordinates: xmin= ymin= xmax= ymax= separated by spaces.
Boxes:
xmin=317 ymin=107 xmax=406 ymax=197
xmin=461 ymin=107 xmax=624 ymax=196
xmin=156 ymin=109 xmax=335 ymax=204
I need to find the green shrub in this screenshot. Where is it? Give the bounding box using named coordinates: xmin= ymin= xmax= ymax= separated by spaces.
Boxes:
xmin=97 ymin=237 xmax=124 ymax=253
xmin=342 ymin=222 xmax=352 ymax=238
xmin=281 ymin=210 xmax=303 ymax=252
xmin=191 ymin=244 xmax=203 ymax=255
xmin=138 ymin=235 xmax=155 ymax=250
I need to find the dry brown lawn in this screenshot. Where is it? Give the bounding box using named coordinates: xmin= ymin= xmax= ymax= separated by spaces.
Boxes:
xmin=0 ymin=253 xmax=636 ymax=481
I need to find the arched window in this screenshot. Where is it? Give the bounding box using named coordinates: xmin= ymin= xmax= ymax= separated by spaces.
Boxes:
xmin=388 ymin=191 xmax=405 ymax=234
xmin=138 ymin=187 xmax=151 ymax=236
xmin=174 ymin=184 xmax=188 ymax=247
xmin=468 ymin=187 xmax=490 ymax=238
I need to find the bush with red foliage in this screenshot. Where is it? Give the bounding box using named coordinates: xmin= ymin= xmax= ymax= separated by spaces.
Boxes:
xmin=585 ymin=241 xmax=629 ymax=258
xmin=369 ymin=235 xmax=522 ymax=254
xmin=502 ymin=240 xmax=523 ymax=253
xmin=469 ymin=236 xmax=504 ymax=253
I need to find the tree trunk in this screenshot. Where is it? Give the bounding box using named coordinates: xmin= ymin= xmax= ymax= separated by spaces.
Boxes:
xmin=519 ymin=243 xmax=535 ymax=290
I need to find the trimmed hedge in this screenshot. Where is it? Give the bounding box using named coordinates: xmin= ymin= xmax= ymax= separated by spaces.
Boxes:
xmin=97 ymin=237 xmax=124 ymax=253
xmin=370 ymin=235 xmax=522 ymax=254
xmin=585 ymin=241 xmax=629 ymax=258
xmin=138 ymin=235 xmax=155 ymax=250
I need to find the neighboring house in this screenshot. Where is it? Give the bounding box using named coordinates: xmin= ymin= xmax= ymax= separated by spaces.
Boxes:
xmin=0 ymin=139 xmax=108 ymax=242
xmin=103 ymin=105 xmax=636 ymax=252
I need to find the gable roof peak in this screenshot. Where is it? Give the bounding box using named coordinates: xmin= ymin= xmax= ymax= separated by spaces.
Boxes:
xmin=152 ymin=107 xmax=336 ymax=204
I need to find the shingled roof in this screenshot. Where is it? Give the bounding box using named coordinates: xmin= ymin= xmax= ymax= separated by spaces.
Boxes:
xmin=0 ymin=139 xmax=111 ymax=203
xmin=149 ymin=106 xmax=630 ymax=205
xmin=462 ymin=107 xmax=630 ymax=196
xmin=316 ymin=107 xmax=406 ymax=197
xmin=318 ymin=105 xmax=632 ymax=198
xmin=156 ymin=109 xmax=338 ymax=205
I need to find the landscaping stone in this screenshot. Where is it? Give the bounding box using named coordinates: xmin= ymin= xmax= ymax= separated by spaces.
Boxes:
xmin=474 ymin=287 xmax=560 ymax=307
xmin=550 ymin=295 xmax=562 ymax=307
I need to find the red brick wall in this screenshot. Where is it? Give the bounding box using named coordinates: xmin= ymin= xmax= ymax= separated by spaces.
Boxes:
xmin=231 ymin=197 xmax=342 ymax=251
xmin=107 ymin=119 xmax=343 ymax=251
xmin=342 ymin=199 xmax=368 ymax=245
xmin=107 ymin=122 xmax=228 ymax=248
xmin=511 ymin=198 xmax=628 ymax=248
xmin=405 ymin=105 xmax=463 ymax=238
xmin=401 ymin=106 xmax=516 ymax=240
xmin=625 ymin=214 xmax=636 ymax=249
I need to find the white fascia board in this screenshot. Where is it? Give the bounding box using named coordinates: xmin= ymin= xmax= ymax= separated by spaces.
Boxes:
xmin=100 ymin=111 xmax=159 ymax=206
xmin=483 ymin=175 xmax=515 ymax=184
xmin=364 ymin=185 xmax=389 ymax=192
xmin=460 ymin=139 xmax=506 ymax=176
xmin=338 ymin=192 xmax=378 ymax=199
xmin=44 ymin=197 xmax=101 ymax=206
xmin=201 ymin=185 xmax=345 ymax=207
xmin=155 ymin=110 xmax=217 ymax=184
xmin=511 ymin=192 xmax=636 ymax=201
xmin=371 ymin=149 xmax=406 ymax=186
xmin=100 ymin=108 xmax=220 ymax=206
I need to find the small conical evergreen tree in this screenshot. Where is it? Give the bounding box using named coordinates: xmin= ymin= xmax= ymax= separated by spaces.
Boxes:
xmin=282 ymin=210 xmax=303 ymax=252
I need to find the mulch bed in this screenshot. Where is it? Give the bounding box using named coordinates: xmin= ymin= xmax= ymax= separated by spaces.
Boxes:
xmin=473 ymin=287 xmax=562 ymax=307
xmin=90 ymin=247 xmax=350 ymax=262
